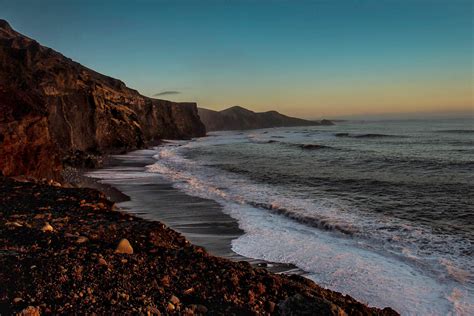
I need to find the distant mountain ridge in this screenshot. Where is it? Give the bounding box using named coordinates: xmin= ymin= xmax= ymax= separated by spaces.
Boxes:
xmin=198 ymin=106 xmax=333 ymax=131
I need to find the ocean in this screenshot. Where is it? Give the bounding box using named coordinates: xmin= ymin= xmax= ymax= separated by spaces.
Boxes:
xmin=88 ymin=118 xmax=473 ymax=315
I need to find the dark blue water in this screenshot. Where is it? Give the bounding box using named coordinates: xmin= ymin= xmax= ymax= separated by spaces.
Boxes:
xmin=126 ymin=118 xmax=473 ymax=314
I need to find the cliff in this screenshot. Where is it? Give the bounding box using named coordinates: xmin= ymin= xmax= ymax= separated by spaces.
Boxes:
xmin=0 ymin=19 xmax=206 ymax=179
xmin=198 ymin=106 xmax=333 ymax=131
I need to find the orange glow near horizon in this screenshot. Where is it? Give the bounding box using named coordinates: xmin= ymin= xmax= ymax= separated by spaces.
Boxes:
xmin=160 ymin=74 xmax=473 ymax=119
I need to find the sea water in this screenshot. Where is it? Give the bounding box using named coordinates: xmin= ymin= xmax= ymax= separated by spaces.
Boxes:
xmin=93 ymin=118 xmax=473 ymax=315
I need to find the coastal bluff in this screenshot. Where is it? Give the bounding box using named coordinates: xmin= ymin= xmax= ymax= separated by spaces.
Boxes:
xmin=0 ymin=19 xmax=205 ymax=180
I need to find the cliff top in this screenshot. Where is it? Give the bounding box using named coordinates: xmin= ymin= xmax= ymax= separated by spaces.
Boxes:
xmin=0 ymin=19 xmax=19 ymax=38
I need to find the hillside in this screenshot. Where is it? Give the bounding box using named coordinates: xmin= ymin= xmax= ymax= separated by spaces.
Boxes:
xmin=198 ymin=106 xmax=333 ymax=131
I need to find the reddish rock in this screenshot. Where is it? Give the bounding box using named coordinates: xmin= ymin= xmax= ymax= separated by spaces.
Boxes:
xmin=98 ymin=258 xmax=108 ymax=266
xmin=115 ymin=238 xmax=133 ymax=254
xmin=0 ymin=19 xmax=205 ymax=180
xmin=17 ymin=306 xmax=40 ymax=316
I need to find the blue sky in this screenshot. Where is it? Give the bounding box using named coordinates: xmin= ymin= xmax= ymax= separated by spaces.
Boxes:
xmin=2 ymin=0 xmax=472 ymax=118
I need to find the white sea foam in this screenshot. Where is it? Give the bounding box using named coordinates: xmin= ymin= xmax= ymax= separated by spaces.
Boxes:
xmin=448 ymin=288 xmax=474 ymax=316
xmin=107 ymin=129 xmax=474 ymax=315
xmin=87 ymin=168 xmax=157 ymax=180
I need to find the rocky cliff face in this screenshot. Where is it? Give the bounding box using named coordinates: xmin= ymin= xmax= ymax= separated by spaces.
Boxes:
xmin=198 ymin=106 xmax=333 ymax=131
xmin=0 ymin=20 xmax=205 ymax=179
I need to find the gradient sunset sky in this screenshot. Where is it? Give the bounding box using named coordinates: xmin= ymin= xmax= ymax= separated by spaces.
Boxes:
xmin=2 ymin=0 xmax=472 ymax=118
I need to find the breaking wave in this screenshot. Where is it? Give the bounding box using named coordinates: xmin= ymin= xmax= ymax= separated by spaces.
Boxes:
xmin=334 ymin=133 xmax=404 ymax=138
xmin=144 ymin=138 xmax=473 ymax=315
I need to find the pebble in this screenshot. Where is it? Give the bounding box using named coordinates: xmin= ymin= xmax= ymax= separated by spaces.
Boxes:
xmin=167 ymin=302 xmax=175 ymax=312
xmin=49 ymin=180 xmax=62 ymax=187
xmin=98 ymin=258 xmax=108 ymax=266
xmin=6 ymin=221 xmax=23 ymax=227
xmin=161 ymin=275 xmax=170 ymax=287
xmin=41 ymin=222 xmax=54 ymax=232
xmin=115 ymin=238 xmax=133 ymax=254
xmin=76 ymin=236 xmax=89 ymax=244
xmin=120 ymin=293 xmax=130 ymax=301
xmin=183 ymin=287 xmax=194 ymax=295
xmin=13 ymin=297 xmax=23 ymax=303
xmin=169 ymin=295 xmax=180 ymax=305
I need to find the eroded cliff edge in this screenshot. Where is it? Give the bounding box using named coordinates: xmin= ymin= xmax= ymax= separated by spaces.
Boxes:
xmin=0 ymin=19 xmax=205 ymax=179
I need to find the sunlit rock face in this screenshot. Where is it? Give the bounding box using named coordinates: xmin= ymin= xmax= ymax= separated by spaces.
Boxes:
xmin=0 ymin=19 xmax=206 ymax=179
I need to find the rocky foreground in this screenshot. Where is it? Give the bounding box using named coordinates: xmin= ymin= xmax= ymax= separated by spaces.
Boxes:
xmin=0 ymin=177 xmax=398 ymax=315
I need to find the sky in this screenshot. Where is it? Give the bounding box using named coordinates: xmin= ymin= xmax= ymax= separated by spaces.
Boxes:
xmin=1 ymin=0 xmax=473 ymax=118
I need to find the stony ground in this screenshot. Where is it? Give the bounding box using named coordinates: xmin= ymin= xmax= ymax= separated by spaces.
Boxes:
xmin=0 ymin=177 xmax=398 ymax=315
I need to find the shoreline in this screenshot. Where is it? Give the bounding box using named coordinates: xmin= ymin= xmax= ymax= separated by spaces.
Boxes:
xmin=0 ymin=176 xmax=398 ymax=315
xmin=79 ymin=149 xmax=300 ymax=274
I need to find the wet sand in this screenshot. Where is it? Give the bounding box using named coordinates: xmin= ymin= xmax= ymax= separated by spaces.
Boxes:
xmin=82 ymin=149 xmax=298 ymax=273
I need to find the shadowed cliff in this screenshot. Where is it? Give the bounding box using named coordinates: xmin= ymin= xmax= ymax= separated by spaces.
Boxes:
xmin=0 ymin=20 xmax=206 ymax=179
xmin=198 ymin=106 xmax=333 ymax=131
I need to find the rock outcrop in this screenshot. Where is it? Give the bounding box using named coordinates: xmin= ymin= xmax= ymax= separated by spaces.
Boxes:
xmin=0 ymin=19 xmax=206 ymax=179
xmin=198 ymin=106 xmax=334 ymax=131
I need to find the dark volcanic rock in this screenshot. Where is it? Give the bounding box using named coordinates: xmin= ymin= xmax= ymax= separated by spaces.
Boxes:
xmin=198 ymin=106 xmax=334 ymax=131
xmin=0 ymin=177 xmax=399 ymax=315
xmin=0 ymin=19 xmax=205 ymax=179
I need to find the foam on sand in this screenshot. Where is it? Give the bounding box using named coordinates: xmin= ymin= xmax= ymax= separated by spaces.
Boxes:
xmin=145 ymin=138 xmax=473 ymax=315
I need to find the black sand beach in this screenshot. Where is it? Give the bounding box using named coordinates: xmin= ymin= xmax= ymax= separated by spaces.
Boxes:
xmin=81 ymin=149 xmax=299 ymax=274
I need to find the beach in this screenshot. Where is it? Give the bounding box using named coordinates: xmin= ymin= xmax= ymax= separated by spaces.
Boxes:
xmin=84 ymin=119 xmax=474 ymax=315
xmin=82 ymin=149 xmax=300 ymax=276
xmin=0 ymin=176 xmax=396 ymax=315
xmin=1 ymin=5 xmax=471 ymax=314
